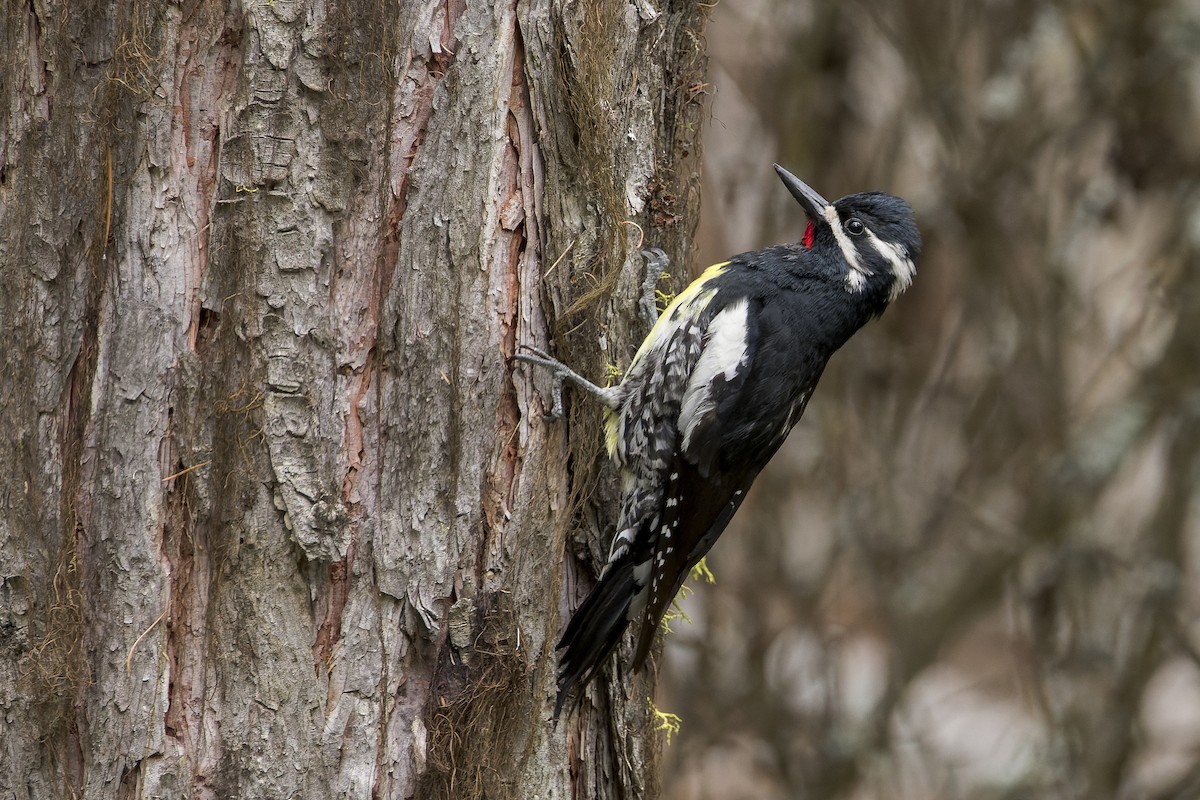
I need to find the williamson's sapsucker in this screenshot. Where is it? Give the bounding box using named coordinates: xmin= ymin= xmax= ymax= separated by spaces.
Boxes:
xmin=516 ymin=165 xmax=922 ymax=719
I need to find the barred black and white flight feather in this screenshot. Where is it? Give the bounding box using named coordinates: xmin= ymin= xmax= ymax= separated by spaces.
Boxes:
xmin=516 ymin=165 xmax=922 ymax=720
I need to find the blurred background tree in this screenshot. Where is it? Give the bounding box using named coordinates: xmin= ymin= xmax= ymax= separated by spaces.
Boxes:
xmin=663 ymin=1 xmax=1200 ymax=798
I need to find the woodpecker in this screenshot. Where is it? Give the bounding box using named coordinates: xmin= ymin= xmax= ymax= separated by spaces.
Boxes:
xmin=516 ymin=165 xmax=921 ymax=719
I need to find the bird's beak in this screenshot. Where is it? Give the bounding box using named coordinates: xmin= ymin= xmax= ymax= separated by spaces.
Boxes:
xmin=773 ymin=164 xmax=830 ymax=222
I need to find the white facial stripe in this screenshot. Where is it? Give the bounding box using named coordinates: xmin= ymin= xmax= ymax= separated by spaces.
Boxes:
xmin=846 ymin=269 xmax=867 ymax=292
xmin=679 ymin=299 xmax=750 ymax=451
xmin=821 ymin=205 xmax=871 ymax=293
xmin=865 ymin=229 xmax=916 ymax=300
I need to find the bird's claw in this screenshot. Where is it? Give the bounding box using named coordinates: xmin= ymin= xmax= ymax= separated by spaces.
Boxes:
xmin=515 ymin=343 xmax=555 ymax=362
xmin=513 ymin=348 xmax=569 ymax=420
xmin=639 ymin=247 xmax=669 ymax=327
xmin=512 ymin=345 xmax=621 ymax=417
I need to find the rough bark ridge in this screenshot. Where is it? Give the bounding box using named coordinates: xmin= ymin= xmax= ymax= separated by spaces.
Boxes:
xmin=0 ymin=1 xmax=705 ymax=798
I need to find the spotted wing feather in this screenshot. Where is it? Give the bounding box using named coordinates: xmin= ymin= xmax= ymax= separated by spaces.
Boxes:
xmin=553 ymin=284 xmax=716 ymax=716
xmin=630 ymin=459 xmax=759 ymax=670
xmin=629 ymin=299 xmax=766 ymax=667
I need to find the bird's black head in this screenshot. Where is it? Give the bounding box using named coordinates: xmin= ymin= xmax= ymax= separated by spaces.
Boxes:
xmin=774 ymin=164 xmax=921 ymax=303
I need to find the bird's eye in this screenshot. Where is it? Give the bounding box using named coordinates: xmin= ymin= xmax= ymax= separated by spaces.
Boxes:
xmin=844 ymin=217 xmax=865 ymax=236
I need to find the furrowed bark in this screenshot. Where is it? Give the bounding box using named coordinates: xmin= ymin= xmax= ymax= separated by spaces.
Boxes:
xmin=0 ymin=1 xmax=706 ymax=799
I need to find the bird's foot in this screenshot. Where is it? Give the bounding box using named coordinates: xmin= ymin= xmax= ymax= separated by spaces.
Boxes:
xmin=638 ymin=247 xmax=669 ymax=327
xmin=513 ymin=346 xmax=620 ymax=420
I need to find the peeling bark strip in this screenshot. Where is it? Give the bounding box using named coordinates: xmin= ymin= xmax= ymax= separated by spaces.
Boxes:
xmin=0 ymin=1 xmax=706 ymax=798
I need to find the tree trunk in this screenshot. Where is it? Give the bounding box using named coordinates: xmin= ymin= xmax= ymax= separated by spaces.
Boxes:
xmin=0 ymin=2 xmax=706 ymax=798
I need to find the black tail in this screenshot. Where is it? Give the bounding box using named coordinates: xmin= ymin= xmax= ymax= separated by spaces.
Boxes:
xmin=553 ymin=561 xmax=637 ymax=720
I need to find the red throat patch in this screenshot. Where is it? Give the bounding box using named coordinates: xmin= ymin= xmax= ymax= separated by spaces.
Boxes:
xmin=802 ymin=221 xmax=815 ymax=250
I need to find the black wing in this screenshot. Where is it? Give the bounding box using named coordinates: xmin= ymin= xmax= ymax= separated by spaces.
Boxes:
xmin=630 ymin=295 xmax=821 ymax=668
xmin=630 ymin=457 xmax=761 ymax=669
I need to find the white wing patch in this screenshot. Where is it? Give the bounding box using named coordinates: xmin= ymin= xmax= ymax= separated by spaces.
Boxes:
xmin=679 ymin=299 xmax=750 ymax=451
xmin=865 ymin=229 xmax=916 ymax=301
xmin=629 ymin=262 xmax=728 ymax=370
